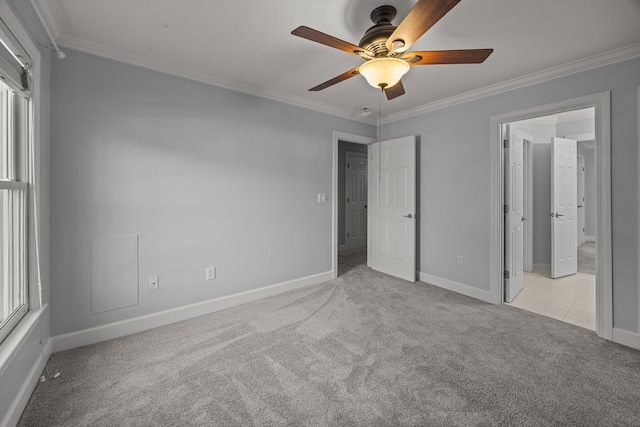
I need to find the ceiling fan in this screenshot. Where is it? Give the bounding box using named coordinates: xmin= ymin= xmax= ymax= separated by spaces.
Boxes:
xmin=291 ymin=0 xmax=493 ymax=100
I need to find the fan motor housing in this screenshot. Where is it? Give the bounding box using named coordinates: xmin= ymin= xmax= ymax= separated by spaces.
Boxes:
xmin=359 ymin=5 xmax=397 ymax=56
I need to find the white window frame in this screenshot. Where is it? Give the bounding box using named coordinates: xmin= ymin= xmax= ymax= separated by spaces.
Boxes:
xmin=0 ymin=0 xmax=43 ymax=359
xmin=0 ymin=81 xmax=30 ymax=345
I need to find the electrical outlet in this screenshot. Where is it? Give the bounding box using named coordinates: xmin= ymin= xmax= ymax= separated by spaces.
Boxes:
xmin=457 ymin=255 xmax=464 ymax=266
xmin=317 ymin=193 xmax=327 ymax=203
xmin=206 ymin=266 xmax=216 ymax=280
xmin=148 ymin=276 xmax=159 ymax=290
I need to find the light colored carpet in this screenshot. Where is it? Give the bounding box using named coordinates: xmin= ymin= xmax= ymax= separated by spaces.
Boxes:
xmin=578 ymin=241 xmax=596 ymax=275
xmin=338 ymin=247 xmax=367 ymax=276
xmin=19 ymin=264 xmax=640 ymax=426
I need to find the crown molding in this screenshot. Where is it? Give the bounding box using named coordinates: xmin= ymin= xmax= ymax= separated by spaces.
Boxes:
xmin=555 ymin=108 xmax=594 ymax=123
xmin=565 ymin=132 xmax=596 ymax=142
xmin=53 ymin=24 xmax=639 ymax=127
xmin=529 ymin=116 xmax=558 ymax=125
xmin=529 ymin=107 xmax=594 ymax=125
xmin=55 ymin=32 xmax=377 ymax=125
xmin=383 ymin=42 xmax=640 ymax=124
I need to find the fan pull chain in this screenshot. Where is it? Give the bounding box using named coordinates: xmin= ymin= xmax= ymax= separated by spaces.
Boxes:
xmin=378 ymin=88 xmax=383 ymax=182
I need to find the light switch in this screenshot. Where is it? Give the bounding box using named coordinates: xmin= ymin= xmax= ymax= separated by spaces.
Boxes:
xmin=318 ymin=193 xmax=327 ymax=203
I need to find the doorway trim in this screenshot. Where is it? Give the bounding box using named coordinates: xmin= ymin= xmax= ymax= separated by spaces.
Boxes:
xmin=332 ymin=131 xmax=376 ymax=279
xmin=523 ymin=137 xmax=534 ymax=272
xmin=577 ymin=153 xmax=586 ymax=246
xmin=489 ymin=92 xmax=612 ymax=340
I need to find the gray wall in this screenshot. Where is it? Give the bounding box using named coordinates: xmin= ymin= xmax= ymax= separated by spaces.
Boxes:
xmin=50 ymin=50 xmax=373 ymax=336
xmin=383 ymin=57 xmax=640 ymax=333
xmin=532 ymin=142 xmax=552 ymax=265
xmin=338 ymin=141 xmax=368 ymax=247
xmin=532 ymin=123 xmax=557 ymax=266
xmin=531 ymin=122 xmax=557 ymax=266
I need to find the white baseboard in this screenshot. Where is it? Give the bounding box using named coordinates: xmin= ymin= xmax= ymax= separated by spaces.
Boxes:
xmin=418 ymin=272 xmax=494 ymax=304
xmin=2 ymin=338 xmax=52 ymax=427
xmin=52 ymin=271 xmax=333 ymax=352
xmin=612 ymin=328 xmax=640 ymax=351
xmin=586 ymin=236 xmax=596 ymax=242
xmin=534 ymin=263 xmax=551 ymax=271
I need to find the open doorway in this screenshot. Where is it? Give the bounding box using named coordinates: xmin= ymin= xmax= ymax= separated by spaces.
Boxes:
xmin=504 ymin=108 xmax=598 ymax=330
xmin=338 ymin=141 xmax=369 ymax=275
xmin=332 ymin=132 xmax=417 ymax=282
xmin=490 ymin=92 xmax=612 ymax=341
xmin=331 ymin=132 xmax=376 ymax=279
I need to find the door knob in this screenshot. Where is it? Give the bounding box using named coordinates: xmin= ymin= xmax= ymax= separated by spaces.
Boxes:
xmin=403 ymin=214 xmax=413 ymax=218
xmin=521 ymin=216 xmax=526 ymax=222
xmin=555 ymin=213 xmax=564 ymax=217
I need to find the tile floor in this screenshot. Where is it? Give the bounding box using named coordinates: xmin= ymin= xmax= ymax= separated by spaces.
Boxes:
xmin=506 ymin=270 xmax=596 ymax=330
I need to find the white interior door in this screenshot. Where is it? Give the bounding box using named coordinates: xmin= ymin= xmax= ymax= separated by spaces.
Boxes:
xmin=551 ymin=137 xmax=578 ymax=278
xmin=577 ymin=154 xmax=586 ymax=245
xmin=346 ymin=152 xmax=367 ymax=250
xmin=369 ymin=136 xmax=416 ymax=282
xmin=504 ymin=124 xmax=524 ymax=302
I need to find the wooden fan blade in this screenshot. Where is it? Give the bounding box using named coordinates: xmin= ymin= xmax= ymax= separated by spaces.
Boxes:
xmin=309 ymin=67 xmax=361 ymax=91
xmin=292 ymin=26 xmax=369 ymax=57
xmin=386 ymin=0 xmax=462 ymax=52
xmin=403 ymin=49 xmax=493 ymax=65
xmin=384 ymin=80 xmax=405 ymax=100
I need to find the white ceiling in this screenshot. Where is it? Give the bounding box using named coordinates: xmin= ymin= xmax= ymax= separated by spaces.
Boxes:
xmin=35 ymin=0 xmax=640 ymax=123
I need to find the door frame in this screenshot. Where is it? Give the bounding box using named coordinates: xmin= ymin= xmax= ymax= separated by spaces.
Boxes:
xmin=577 ymin=153 xmax=586 ymax=246
xmin=332 ymin=132 xmax=376 ymax=279
xmin=523 ymin=138 xmax=534 ymax=272
xmin=489 ymin=92 xmax=612 ymax=340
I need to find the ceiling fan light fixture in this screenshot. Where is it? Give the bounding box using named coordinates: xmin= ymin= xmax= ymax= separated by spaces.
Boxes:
xmin=359 ymin=57 xmax=410 ymax=89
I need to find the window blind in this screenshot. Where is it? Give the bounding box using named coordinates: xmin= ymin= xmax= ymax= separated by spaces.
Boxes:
xmin=0 ymin=17 xmax=31 ymax=94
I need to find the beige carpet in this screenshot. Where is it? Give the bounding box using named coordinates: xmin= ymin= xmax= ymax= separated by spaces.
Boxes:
xmin=19 ymin=262 xmax=640 ymax=426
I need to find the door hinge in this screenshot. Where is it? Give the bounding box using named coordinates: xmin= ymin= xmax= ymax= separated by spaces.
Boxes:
xmin=347 ymin=197 xmax=350 ymax=203
xmin=504 ymin=204 xmax=509 ymax=214
xmin=348 ymin=163 xmax=350 ymax=168
xmin=504 ymin=270 xmax=510 ymax=279
xmin=347 ymin=232 xmax=350 ymax=238
xmin=503 ymin=139 xmax=509 ymax=149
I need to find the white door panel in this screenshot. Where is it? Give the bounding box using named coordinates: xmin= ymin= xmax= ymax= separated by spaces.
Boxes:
xmin=551 ymin=137 xmax=578 ymax=278
xmin=504 ymin=125 xmax=524 ymax=302
xmin=369 ymin=136 xmax=416 ymax=282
